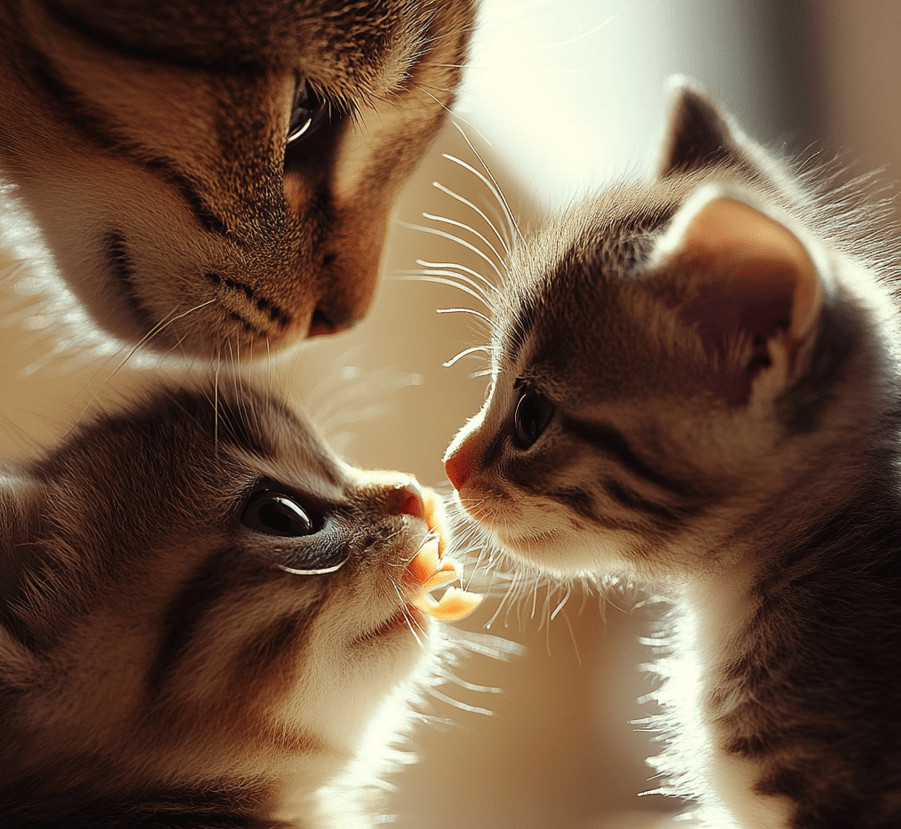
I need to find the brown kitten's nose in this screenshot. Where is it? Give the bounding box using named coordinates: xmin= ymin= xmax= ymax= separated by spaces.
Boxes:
xmin=444 ymin=443 xmax=472 ymax=491
xmin=385 ymin=480 xmax=426 ymax=520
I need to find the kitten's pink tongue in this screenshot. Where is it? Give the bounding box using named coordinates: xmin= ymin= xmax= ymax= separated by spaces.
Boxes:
xmin=405 ymin=491 xmax=482 ymax=622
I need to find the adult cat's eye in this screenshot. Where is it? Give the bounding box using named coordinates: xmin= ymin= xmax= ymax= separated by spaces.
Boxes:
xmin=513 ymin=388 xmax=555 ymax=449
xmin=241 ymin=490 xmax=315 ymax=537
xmin=287 ymin=77 xmax=326 ymax=144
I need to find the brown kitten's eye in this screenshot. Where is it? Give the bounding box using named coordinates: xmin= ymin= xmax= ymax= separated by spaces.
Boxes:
xmin=513 ymin=388 xmax=555 ymax=450
xmin=287 ymin=78 xmax=326 ymax=144
xmin=242 ymin=491 xmax=314 ymax=537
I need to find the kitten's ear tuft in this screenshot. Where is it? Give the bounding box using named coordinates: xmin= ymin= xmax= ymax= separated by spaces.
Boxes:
xmin=659 ymin=76 xmax=745 ymax=178
xmin=654 ymin=186 xmax=824 ymax=405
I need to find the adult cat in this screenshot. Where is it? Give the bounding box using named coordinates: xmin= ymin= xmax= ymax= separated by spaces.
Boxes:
xmin=0 ymin=377 xmax=481 ymax=827
xmin=0 ymin=0 xmax=475 ymax=356
xmin=444 ymin=78 xmax=901 ymax=827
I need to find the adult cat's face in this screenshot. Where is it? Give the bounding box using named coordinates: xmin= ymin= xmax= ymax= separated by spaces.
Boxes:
xmin=0 ymin=0 xmax=475 ymax=356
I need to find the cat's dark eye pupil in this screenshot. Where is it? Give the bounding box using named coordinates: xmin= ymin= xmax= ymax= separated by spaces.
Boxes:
xmin=513 ymin=388 xmax=555 ymax=450
xmin=287 ymin=79 xmax=325 ymax=144
xmin=242 ymin=491 xmax=314 ymax=537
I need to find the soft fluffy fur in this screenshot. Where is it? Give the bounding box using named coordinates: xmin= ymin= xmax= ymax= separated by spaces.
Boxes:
xmin=443 ymin=78 xmax=901 ymax=827
xmin=0 ymin=0 xmax=475 ymax=356
xmin=0 ymin=378 xmax=460 ymax=828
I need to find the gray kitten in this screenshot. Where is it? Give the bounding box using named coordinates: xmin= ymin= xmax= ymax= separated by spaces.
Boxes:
xmin=444 ymin=78 xmax=901 ymax=828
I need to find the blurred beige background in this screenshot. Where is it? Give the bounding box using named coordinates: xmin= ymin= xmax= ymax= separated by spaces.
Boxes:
xmin=1 ymin=1 xmax=900 ymax=827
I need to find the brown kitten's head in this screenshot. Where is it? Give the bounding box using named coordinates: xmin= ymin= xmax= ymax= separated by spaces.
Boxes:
xmin=444 ymin=78 xmax=895 ymax=581
xmin=0 ymin=0 xmax=475 ymax=356
xmin=0 ymin=379 xmax=475 ymax=819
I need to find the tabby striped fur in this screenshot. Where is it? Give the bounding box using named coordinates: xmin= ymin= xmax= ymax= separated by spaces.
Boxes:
xmin=0 ymin=378 xmax=455 ymax=827
xmin=444 ymin=78 xmax=901 ymax=827
xmin=0 ymin=0 xmax=475 ymax=356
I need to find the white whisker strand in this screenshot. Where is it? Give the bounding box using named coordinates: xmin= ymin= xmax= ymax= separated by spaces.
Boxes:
xmin=415 ymin=258 xmax=498 ymax=295
xmin=399 ymin=221 xmax=506 ymax=283
xmin=506 ymin=15 xmax=613 ymax=53
xmin=426 ymin=687 xmax=495 ymax=718
xmin=432 ymin=180 xmax=512 ymax=256
xmin=436 ymin=307 xmax=493 ymax=325
xmin=421 ymin=211 xmax=508 ymax=273
xmin=68 ymin=299 xmax=216 ymax=430
xmin=443 ymin=345 xmax=491 ymax=369
xmin=447 ymin=122 xmax=524 ymax=244
xmin=402 ymin=273 xmax=489 ymax=308
xmin=410 ymin=268 xmax=494 ymax=305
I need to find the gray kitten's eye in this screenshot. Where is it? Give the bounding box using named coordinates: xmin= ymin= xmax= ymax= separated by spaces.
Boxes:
xmin=287 ymin=78 xmax=326 ymax=144
xmin=242 ymin=491 xmax=314 ymax=537
xmin=513 ymin=388 xmax=555 ymax=450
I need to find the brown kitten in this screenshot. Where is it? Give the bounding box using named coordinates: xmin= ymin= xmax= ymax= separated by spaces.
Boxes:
xmin=444 ymin=77 xmax=901 ymax=828
xmin=0 ymin=0 xmax=475 ymax=356
xmin=0 ymin=377 xmax=481 ymax=827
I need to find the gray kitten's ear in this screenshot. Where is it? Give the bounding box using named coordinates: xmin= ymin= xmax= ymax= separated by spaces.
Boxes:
xmin=658 ymin=76 xmax=751 ymax=177
xmin=652 ymin=185 xmax=824 ymax=405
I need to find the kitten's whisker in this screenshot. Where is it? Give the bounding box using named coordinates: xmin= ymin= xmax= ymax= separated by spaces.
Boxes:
xmin=415 ymin=258 xmax=498 ymax=295
xmin=401 ymin=273 xmax=489 ymax=308
xmin=399 ymin=221 xmax=506 ymax=283
xmin=430 ymin=180 xmax=512 ymax=256
xmin=427 ymin=687 xmax=494 ymax=718
xmin=436 ymin=307 xmax=493 ymax=326
xmin=447 ymin=123 xmax=523 ymax=244
xmin=408 ymin=267 xmax=494 ymax=304
xmin=443 ymin=345 xmax=491 ymax=369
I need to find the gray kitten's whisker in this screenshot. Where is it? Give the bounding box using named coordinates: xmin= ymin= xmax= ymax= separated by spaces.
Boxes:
xmin=443 ymin=345 xmax=491 ymax=369
xmin=399 ymin=221 xmax=507 ymax=283
xmin=436 ymin=307 xmax=493 ymax=326
xmin=415 ymin=258 xmax=498 ymax=295
xmin=431 ymin=181 xmax=512 ymax=256
xmin=447 ymin=122 xmax=523 ymax=245
xmin=401 ymin=273 xmax=491 ymax=308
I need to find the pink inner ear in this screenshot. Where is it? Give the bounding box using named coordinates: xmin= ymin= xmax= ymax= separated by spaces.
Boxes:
xmin=668 ymin=195 xmax=822 ymax=405
xmin=681 ymin=261 xmax=797 ymax=404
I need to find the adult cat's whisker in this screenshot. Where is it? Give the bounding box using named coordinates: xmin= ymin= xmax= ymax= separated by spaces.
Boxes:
xmin=399 ymin=221 xmax=506 ymax=283
xmin=431 ymin=181 xmax=512 ymax=255
xmin=68 ymin=299 xmax=217 ymax=431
